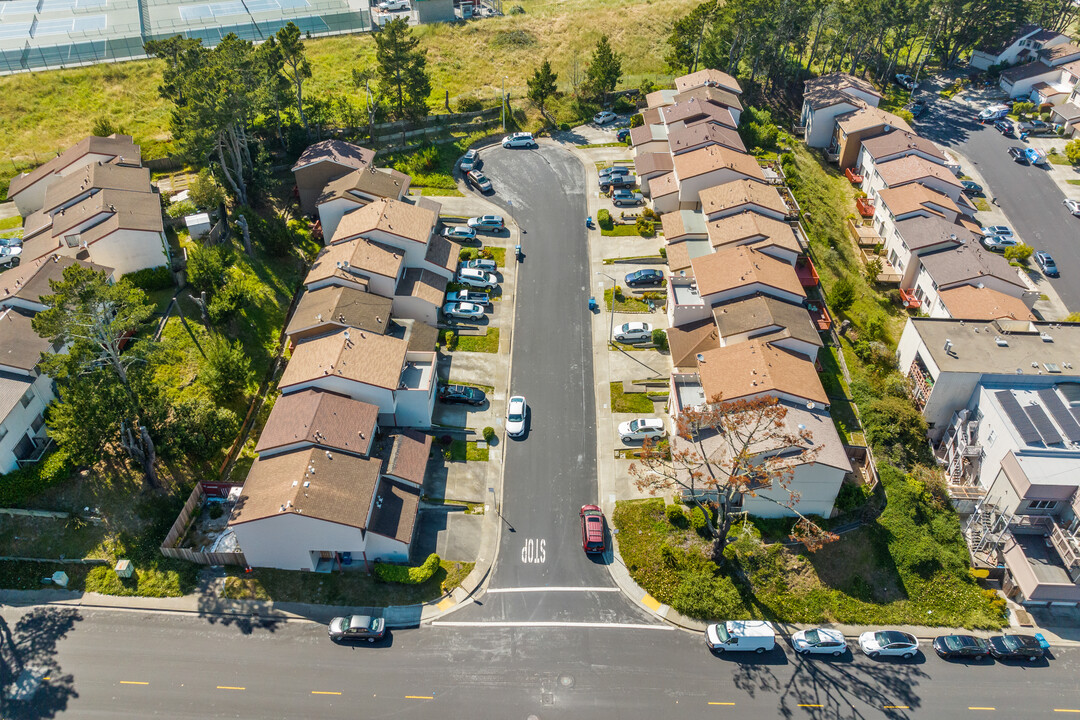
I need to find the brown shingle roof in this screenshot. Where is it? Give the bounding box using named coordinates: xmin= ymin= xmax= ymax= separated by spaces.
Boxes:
xmin=700 ymin=179 xmax=788 ymax=217
xmin=629 ymin=124 xmax=659 ymax=147
xmin=229 ymin=447 xmax=382 ymax=528
xmin=304 ymin=238 xmax=404 ymax=288
xmin=331 ymin=198 xmax=436 ymax=246
xmin=918 ymin=240 xmax=1027 ymax=290
xmin=367 ymin=478 xmax=421 ymax=543
xmin=691 ymin=245 xmax=805 ymax=299
xmin=255 ymin=389 xmax=379 ymax=456
xmin=667 ymin=317 xmax=721 ymax=368
xmin=667 ymin=122 xmax=746 ymax=155
xmin=1000 ymin=60 xmax=1054 ymax=84
xmin=292 ymin=139 xmax=375 ymax=172
xmin=706 ymin=211 xmax=799 ymax=253
xmin=938 ymin=285 xmax=1036 ymax=322
xmin=0 ymin=308 xmax=51 ymax=371
xmin=381 ymin=429 xmax=431 ymax=485
xmin=659 ymin=98 xmax=737 ymax=129
xmin=860 ymin=131 xmax=946 ymax=162
xmin=8 ymin=135 xmax=141 ymax=198
xmin=874 ymin=155 xmax=962 ymax=188
xmin=836 ymin=105 xmax=912 ymax=135
xmin=802 ymin=73 xmax=881 ymax=109
xmin=878 ymin=184 xmax=960 ymax=219
xmin=42 ymin=163 xmax=152 ymax=215
xmin=893 ymin=214 xmax=975 ymax=251
xmin=711 ymin=294 xmax=822 ymax=349
xmin=648 ymin=172 xmax=679 ymax=198
xmin=696 ymin=340 xmax=827 ymax=405
xmin=666 ymin=241 xmax=693 ymax=274
xmin=673 ymin=144 xmax=766 ymax=182
xmin=675 ymin=85 xmax=744 ymax=113
xmin=396 ymin=268 xmax=447 ymax=306
xmin=423 ymin=234 xmax=460 ymax=273
xmin=280 ymin=328 xmax=407 ymax=391
xmin=675 ymin=68 xmax=743 ymax=95
xmin=634 ymin=152 xmax=674 ymax=177
xmin=317 ymin=166 xmax=411 ymax=206
xmin=0 ymin=256 xmax=113 ymax=307
xmin=286 ymin=285 xmax=393 ymax=338
xmin=1043 ymin=42 xmax=1080 ymax=62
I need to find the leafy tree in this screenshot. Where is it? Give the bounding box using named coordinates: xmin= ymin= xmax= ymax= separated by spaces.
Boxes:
xmin=664 ymin=0 xmax=719 ymax=73
xmin=32 ymin=265 xmax=161 ymax=489
xmin=188 ymin=169 xmax=227 ymax=210
xmin=91 ymin=117 xmax=125 ymax=137
xmin=527 ymin=60 xmax=558 ymax=117
xmin=374 ymin=18 xmax=432 ymax=142
xmin=631 ymin=395 xmax=837 ymax=561
xmin=1003 ymin=243 xmax=1033 ymax=263
xmin=200 ymin=338 xmax=253 ymax=402
xmin=275 ymin=22 xmax=313 ymax=136
xmin=144 ymin=35 xmax=204 ymax=105
xmin=829 ymin=276 xmax=856 ymax=311
xmin=1064 ymin=138 xmax=1080 ymax=165
xmin=186 ymin=244 xmax=231 ymax=294
xmin=170 ymin=394 xmax=241 ymax=460
xmin=585 ymin=35 xmax=622 ymax=104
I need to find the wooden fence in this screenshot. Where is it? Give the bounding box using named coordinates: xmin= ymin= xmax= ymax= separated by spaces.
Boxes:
xmin=159 ymin=484 xmax=247 ymax=567
xmin=0 ymin=507 xmax=70 ymax=519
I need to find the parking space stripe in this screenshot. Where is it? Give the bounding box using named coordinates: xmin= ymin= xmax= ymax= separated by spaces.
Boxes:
xmin=119 ymin=681 xmax=149 ymax=685
xmin=312 ymin=691 xmax=341 ymax=695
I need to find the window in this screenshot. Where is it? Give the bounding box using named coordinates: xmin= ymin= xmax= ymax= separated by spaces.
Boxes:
xmin=19 ymin=387 xmax=34 ymax=409
xmin=31 ymin=413 xmax=45 ymax=433
xmin=1028 ymin=500 xmax=1058 ymax=511
xmin=0 ymin=425 xmax=6 ymax=442
xmin=986 ymin=429 xmax=996 ymax=447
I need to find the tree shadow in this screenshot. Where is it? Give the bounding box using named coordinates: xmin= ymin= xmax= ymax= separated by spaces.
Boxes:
xmin=0 ymin=607 xmax=81 ymax=720
xmin=194 ymin=593 xmax=285 ymax=635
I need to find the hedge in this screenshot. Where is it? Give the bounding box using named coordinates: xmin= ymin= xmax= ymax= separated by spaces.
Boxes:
xmin=0 ymin=448 xmax=74 ymax=507
xmin=374 ymin=553 xmax=440 ymax=584
xmin=125 ymin=265 xmax=174 ymax=292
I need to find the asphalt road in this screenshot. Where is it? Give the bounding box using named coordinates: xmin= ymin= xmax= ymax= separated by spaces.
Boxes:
xmin=914 ymin=87 xmax=1080 ymax=311
xmin=448 ymin=143 xmax=655 ymax=625
xmin=6 ymin=605 xmax=1080 ymax=720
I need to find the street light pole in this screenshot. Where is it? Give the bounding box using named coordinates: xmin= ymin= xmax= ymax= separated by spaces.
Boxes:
xmin=596 ymin=271 xmax=617 ymax=347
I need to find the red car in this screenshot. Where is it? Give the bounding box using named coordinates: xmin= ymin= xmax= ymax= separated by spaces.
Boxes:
xmin=580 ymin=505 xmax=606 ymax=554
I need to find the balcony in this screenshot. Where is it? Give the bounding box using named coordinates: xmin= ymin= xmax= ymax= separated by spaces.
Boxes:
xmin=907 ymin=357 xmax=934 ymax=410
xmin=847 ymin=218 xmax=881 ymax=247
xmin=898 ymin=288 xmax=922 ymax=309
xmin=825 ymin=147 xmax=840 ymax=163
xmin=844 ymin=167 xmax=864 ymax=184
xmin=860 ymin=249 xmax=901 ymax=284
xmin=855 ymin=197 xmax=875 ymax=218
xmin=795 ymin=256 xmax=820 ymax=288
xmin=792 ymin=122 xmax=807 ymax=137
xmin=672 ymin=373 xmax=706 ymax=415
xmin=806 ymin=299 xmax=832 ymax=332
xmin=399 ymin=351 xmax=435 ymax=392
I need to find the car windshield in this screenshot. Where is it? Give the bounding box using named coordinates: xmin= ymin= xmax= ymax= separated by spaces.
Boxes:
xmin=629 ymin=420 xmax=641 ymax=432
xmin=508 ymin=402 xmax=524 ymax=422
xmin=803 ymin=629 xmax=820 ymax=644
xmin=876 ymin=631 xmax=906 ymax=646
xmin=714 ymin=625 xmax=731 ymax=642
xmin=944 ymin=636 xmax=964 ymax=650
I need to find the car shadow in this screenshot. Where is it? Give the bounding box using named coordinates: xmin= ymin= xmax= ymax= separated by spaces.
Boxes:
xmin=708 ymin=646 xmax=790 ymax=665
xmin=332 ymin=630 xmax=394 ymax=649
xmin=792 ymin=650 xmax=854 ymax=665
xmin=863 ymin=651 xmax=927 ymax=665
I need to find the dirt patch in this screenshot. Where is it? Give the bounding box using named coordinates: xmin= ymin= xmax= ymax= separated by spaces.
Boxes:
xmin=808 ymin=526 xmax=905 ymax=603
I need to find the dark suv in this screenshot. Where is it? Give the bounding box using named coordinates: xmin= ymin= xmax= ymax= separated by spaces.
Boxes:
xmin=438 ymin=384 xmax=487 ymax=406
xmin=994 ymin=119 xmax=1015 ymax=136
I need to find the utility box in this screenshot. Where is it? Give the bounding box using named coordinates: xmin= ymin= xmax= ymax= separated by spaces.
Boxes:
xmin=185 ymin=213 xmax=212 ymax=239
xmin=115 ymin=559 xmax=134 ymax=578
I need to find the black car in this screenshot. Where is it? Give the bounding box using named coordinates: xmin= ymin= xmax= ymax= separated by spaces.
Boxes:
xmin=932 ymin=634 xmax=991 ymax=660
xmin=624 ymin=269 xmax=664 ymax=287
xmin=994 ymin=119 xmax=1015 ymax=136
xmin=438 ymin=384 xmax=487 ymax=406
xmin=988 ymin=634 xmax=1045 ymax=661
xmin=328 ymin=615 xmax=386 ymax=643
xmin=1008 ymin=146 xmax=1029 ymax=163
xmin=961 ymin=180 xmax=983 ymax=196
xmin=908 ymin=99 xmax=926 ymax=117
xmin=616 ymin=128 xmax=631 ymax=142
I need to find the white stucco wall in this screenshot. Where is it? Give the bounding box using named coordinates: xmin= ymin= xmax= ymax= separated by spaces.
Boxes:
xmin=803 ymin=102 xmax=860 ymax=148
xmin=231 ymin=512 xmax=368 ymax=570
xmin=83 ymin=230 xmax=169 ymax=277
xmin=357 ymin=228 xmax=430 ymax=269
xmin=0 ymin=373 xmax=55 ymax=475
xmin=317 ymin=198 xmax=357 ymax=245
xmin=365 ymin=531 xmax=411 ymax=563
xmin=741 ymin=463 xmax=846 ymax=518
xmin=704 ymin=203 xmax=787 ymax=223
xmin=12 ymin=152 xmax=117 ymax=216
xmin=702 ymin=283 xmax=804 ymax=308
xmin=393 ymin=387 xmax=435 ymax=428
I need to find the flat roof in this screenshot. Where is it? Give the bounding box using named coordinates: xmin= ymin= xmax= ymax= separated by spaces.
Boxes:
xmin=907 ymin=317 xmax=1080 ymax=376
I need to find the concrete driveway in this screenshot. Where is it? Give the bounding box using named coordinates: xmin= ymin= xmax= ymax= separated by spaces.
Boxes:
xmin=914 ymin=78 xmax=1080 ymax=312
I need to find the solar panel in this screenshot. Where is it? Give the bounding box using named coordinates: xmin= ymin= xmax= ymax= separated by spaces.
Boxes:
xmin=1036 ymin=388 xmax=1080 ymax=443
xmin=1024 ymin=404 xmax=1062 ymax=445
xmin=995 ymin=390 xmax=1043 ymax=445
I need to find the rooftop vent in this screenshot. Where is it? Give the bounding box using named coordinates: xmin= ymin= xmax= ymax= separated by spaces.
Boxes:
xmin=1041 ymin=332 xmax=1054 ymax=342
xmin=1045 ymin=363 xmax=1062 ymax=373
xmin=996 ymin=337 xmax=1008 ymax=347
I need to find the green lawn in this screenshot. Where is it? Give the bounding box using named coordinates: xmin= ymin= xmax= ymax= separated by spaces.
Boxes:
xmin=609 ymin=382 xmax=657 ymax=413
xmin=973 ymin=197 xmax=991 ymax=211
xmin=1067 ymin=179 xmax=1080 ymax=185
xmin=419 ymin=187 xmax=465 ymax=196
xmin=442 ymin=328 xmax=500 ymax=353
xmin=458 ymin=246 xmax=507 ymax=267
xmin=1047 ymin=152 xmax=1074 ymax=166
xmin=221 ymin=560 xmax=474 ymax=606
xmin=603 ymin=287 xmax=650 ymax=312
xmin=448 ymin=439 xmax=490 ymax=462
xmin=0 ymin=216 xmax=22 ymax=231
xmin=601 ymin=225 xmax=647 ymax=237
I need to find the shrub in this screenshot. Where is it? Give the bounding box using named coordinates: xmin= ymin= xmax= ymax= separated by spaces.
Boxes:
xmin=456 ymin=96 xmax=483 ymax=113
xmin=597 ymin=208 xmax=613 ymax=230
xmin=688 ymin=504 xmax=708 ymax=535
xmin=200 ymin=338 xmax=253 ymax=402
xmin=865 ymin=258 xmax=883 ymax=283
xmin=482 ymin=426 xmax=495 ymax=443
xmin=658 ymin=247 xmax=667 ymax=259
xmin=508 ymin=4 xmax=524 ymax=13
xmin=863 ymin=310 xmax=888 ymax=341
xmin=186 ymin=244 xmax=230 ymax=294
xmin=125 ymin=265 xmax=173 ymax=292
xmin=168 ymin=396 xmax=240 ymax=461
xmin=1003 ymin=244 xmax=1033 ymax=263
xmin=208 ymin=504 xmax=225 ymax=520
xmin=670 ymin=569 xmax=743 ymax=620
xmin=833 ymin=481 xmax=873 ymax=515
xmin=374 ymin=553 xmax=441 ymax=584
xmin=829 ymin=276 xmax=856 ymax=311
xmin=738 ymin=107 xmax=779 ymax=151
xmin=0 ymin=448 xmax=74 ymax=507
xmin=636 ymin=217 xmax=655 ymax=236
xmin=641 ymin=206 xmax=657 ymax=220
xmin=1066 ymin=138 xmax=1080 ymax=165
xmin=664 ymin=503 xmax=688 ymax=528
xmin=207 ymin=276 xmax=256 ymax=326
xmin=559 ymin=122 xmax=571 ymax=131
xmin=651 ymin=328 xmax=668 ymax=350
xmin=629 ymin=113 xmax=644 ymax=128
xmin=166 ymin=200 xmax=197 ymax=219
xmin=862 ymin=395 xmax=931 ymax=468
xmin=188 ymin=169 xmax=226 ymax=210
xmin=613 ymin=95 xmax=636 ymax=114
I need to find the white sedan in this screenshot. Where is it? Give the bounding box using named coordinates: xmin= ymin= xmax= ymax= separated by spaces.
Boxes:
xmin=792 ymin=628 xmax=848 ymax=656
xmin=858 ymin=630 xmax=919 ymax=659
xmin=506 ymin=395 xmax=527 ymax=437
xmin=1065 ymin=198 xmax=1080 ymax=217
xmin=618 ymin=418 xmax=665 ymax=442
xmin=614 ymin=321 xmax=652 ymax=343
xmin=593 ymin=110 xmax=617 ymax=125
xmin=442 ymin=302 xmax=485 ymax=319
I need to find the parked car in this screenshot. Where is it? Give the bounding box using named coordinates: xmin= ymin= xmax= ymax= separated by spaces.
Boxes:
xmin=616 ymin=128 xmax=631 ymax=142
xmin=611 ymin=189 xmax=644 ymax=207
xmin=0 ymin=246 xmax=22 ymax=268
xmin=376 ymin=0 xmax=409 ymax=10
xmin=593 ymin=110 xmax=617 ymax=125
xmin=438 ymin=384 xmax=486 ymax=406
xmin=981 ymin=225 xmax=1013 ymax=238
xmin=599 ymin=165 xmax=632 ymax=179
xmin=461 ymin=258 xmax=497 ymax=273
xmin=614 ymin=321 xmax=652 ymax=343
xmin=908 ymin=99 xmax=926 ymax=117
xmin=1065 ymin=198 xmax=1080 ymax=216
xmin=328 ymin=615 xmax=386 ymax=643
xmin=442 ymin=301 xmax=485 ymax=319
xmin=995 ymin=119 xmax=1016 ymax=136
xmin=1035 ymin=250 xmax=1059 ymax=276
xmin=1008 ymin=146 xmax=1028 ymax=162
xmin=442 ymin=225 xmax=477 ymax=242
xmin=467 ymin=170 xmax=493 ymax=193
xmin=705 ymin=621 xmax=776 ymax=654
xmin=933 ymin=634 xmax=991 ymax=660
xmin=858 ymin=630 xmax=918 ymax=658
xmin=506 ymin=395 xmax=527 ymax=437
xmin=502 ymin=132 xmax=536 ymax=149
xmin=618 ymin=417 xmax=665 ymax=441
xmin=981 ymin=236 xmax=1022 ymax=251
xmin=895 ymin=73 xmax=916 ymax=90
xmin=791 ymin=628 xmax=848 ymax=657
xmin=456 ymin=268 xmax=498 ymax=289
xmin=579 ymin=505 xmax=606 ymax=554
xmin=0 ymin=237 xmax=22 ymax=248
xmin=1018 ymin=119 xmax=1052 ymax=136
xmin=467 ymin=215 xmax=504 ymax=231
xmin=961 ymin=180 xmax=983 ymax=196
xmin=446 ymin=289 xmax=490 ymax=305
xmin=978 ymin=104 xmax=1009 ymax=122
xmin=600 ymin=176 xmax=636 ymax=192
xmin=624 ymin=269 xmax=663 ymax=286
xmin=459 ymin=148 xmax=479 ymax=172
xmin=987 ymin=634 xmax=1045 ymax=661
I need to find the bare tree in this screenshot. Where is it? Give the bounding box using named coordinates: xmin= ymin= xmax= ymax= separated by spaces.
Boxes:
xmin=631 ymin=395 xmax=838 ymax=561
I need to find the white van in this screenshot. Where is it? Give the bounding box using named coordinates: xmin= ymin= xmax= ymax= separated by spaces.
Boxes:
xmin=705 ymin=621 xmax=776 ymax=654
xmin=977 ymin=104 xmax=1009 ymax=122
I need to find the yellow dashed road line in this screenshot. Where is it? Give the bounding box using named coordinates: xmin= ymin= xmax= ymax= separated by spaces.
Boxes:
xmin=707 ymin=701 xmax=735 ymax=706
xmin=119 ymin=681 xmax=149 ymax=686
xmin=884 ymin=706 xmax=910 ymax=710
xmin=405 ymin=695 xmax=434 ymax=700
xmin=217 ymin=686 xmax=246 ymax=691
xmin=798 ymin=704 xmax=824 ymax=708
xmin=968 ymin=708 xmax=996 ymax=712
xmin=312 ymin=691 xmax=342 ymax=695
